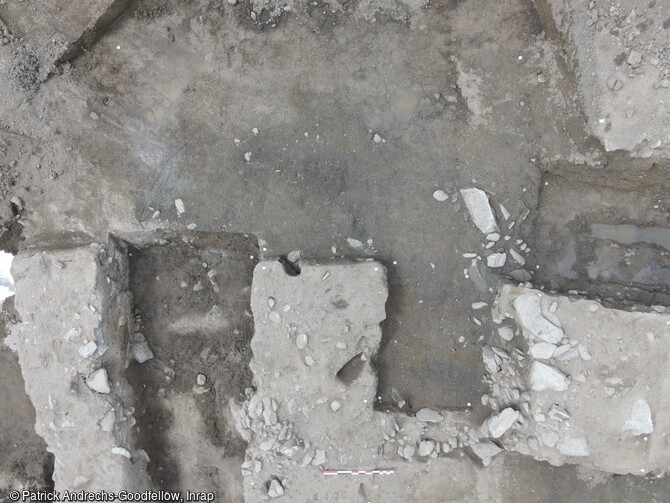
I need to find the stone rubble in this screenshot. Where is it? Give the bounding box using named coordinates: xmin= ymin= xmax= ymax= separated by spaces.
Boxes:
xmin=483 ymin=284 xmax=670 ymax=474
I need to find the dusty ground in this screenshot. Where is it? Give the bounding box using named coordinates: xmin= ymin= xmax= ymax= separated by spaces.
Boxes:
xmin=0 ymin=0 xmax=669 ymax=499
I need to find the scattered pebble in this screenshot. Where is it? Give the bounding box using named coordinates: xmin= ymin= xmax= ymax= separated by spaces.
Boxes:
xmin=487 ymin=253 xmax=507 ymax=268
xmin=268 ymin=479 xmax=284 ymax=498
xmin=296 ymin=333 xmax=308 ymax=349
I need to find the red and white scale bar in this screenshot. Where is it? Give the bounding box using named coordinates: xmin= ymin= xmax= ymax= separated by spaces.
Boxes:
xmin=323 ymin=469 xmax=395 ymax=476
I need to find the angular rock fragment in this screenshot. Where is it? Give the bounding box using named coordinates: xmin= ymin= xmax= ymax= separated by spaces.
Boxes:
xmin=482 ymin=345 xmax=501 ymax=374
xmin=86 ymin=368 xmax=111 ymax=394
xmin=460 ymin=188 xmax=499 ymax=234
xmin=471 ymin=440 xmax=503 ymax=466
xmin=268 ymin=479 xmax=284 ymax=498
xmin=484 ymin=408 xmax=519 ymax=438
xmin=79 ymin=340 xmax=98 ymax=358
xmin=487 ymin=253 xmax=507 ymax=268
xmin=418 ymin=440 xmax=435 ymax=457
xmin=513 ymin=294 xmax=564 ymax=343
xmin=528 ymin=342 xmax=556 ymax=360
xmin=547 ymin=405 xmax=570 ymax=422
xmin=623 ymin=399 xmax=653 ymax=435
xmin=131 ymin=340 xmax=154 ymax=363
xmin=529 ymin=361 xmax=569 ymax=391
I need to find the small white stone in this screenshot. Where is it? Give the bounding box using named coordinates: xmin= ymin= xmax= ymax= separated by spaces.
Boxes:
xmin=482 ymin=346 xmax=500 ymax=374
xmin=86 ymin=368 xmax=111 ymax=394
xmin=486 ymin=232 xmax=500 ymax=242
xmin=529 ymin=361 xmax=569 ymax=391
xmin=244 ymin=152 xmax=252 ymax=162
xmin=79 ymin=340 xmax=98 ymax=359
xmin=111 ymin=447 xmax=131 ymax=459
xmin=131 ymin=341 xmax=154 ymax=363
xmin=416 ymin=408 xmax=443 ymax=423
xmin=509 ymin=248 xmax=525 ymax=265
xmin=418 ymin=440 xmax=435 ymax=456
xmin=487 ymin=253 xmax=507 ymax=268
xmin=401 ymin=444 xmax=416 ymax=460
xmin=548 ymin=404 xmax=570 ymax=422
xmin=472 ymin=302 xmax=488 ymax=310
xmin=433 ymin=189 xmax=449 ymax=202
xmin=268 ymin=311 xmax=282 ymax=323
xmin=627 ymin=50 xmax=642 ymax=67
xmin=373 ymin=133 xmax=383 ymax=143
xmin=98 ymin=410 xmax=116 ymax=432
xmin=268 ymin=479 xmax=284 ymax=498
xmin=174 ymin=199 xmax=185 ymax=215
xmin=498 ymin=326 xmax=514 ymax=341
xmin=485 ymin=407 xmax=520 ymax=438
xmin=312 ymin=449 xmax=327 ymax=466
xmin=514 ymin=294 xmax=564 ymax=343
xmin=623 ymin=399 xmax=653 ymax=435
xmin=330 ymin=400 xmax=342 ymax=412
xmin=196 ymin=373 xmax=207 ymax=386
xmin=304 ymin=355 xmax=316 ymax=367
xmin=529 ymin=342 xmax=556 ymax=360
xmin=335 ymin=341 xmax=347 ymax=349
xmin=296 ymin=333 xmax=308 ymax=349
xmin=577 ymin=344 xmax=592 ymax=361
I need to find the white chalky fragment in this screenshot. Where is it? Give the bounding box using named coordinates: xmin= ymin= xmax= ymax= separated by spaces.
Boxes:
xmin=79 ymin=340 xmax=98 ymax=358
xmin=86 ymin=368 xmax=111 ymax=394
